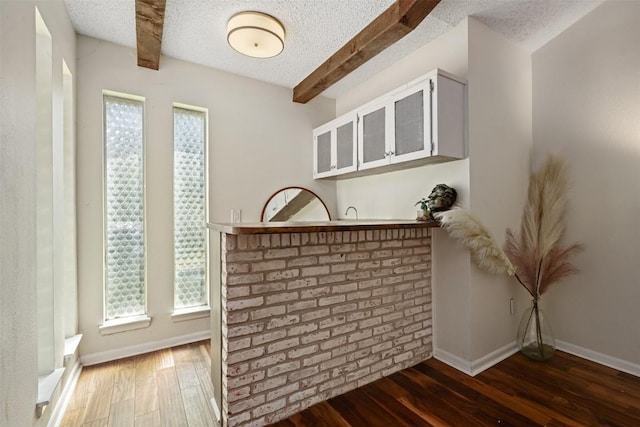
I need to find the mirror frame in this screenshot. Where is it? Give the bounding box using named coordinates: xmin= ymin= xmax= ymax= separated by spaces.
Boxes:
xmin=260 ymin=186 xmax=331 ymax=222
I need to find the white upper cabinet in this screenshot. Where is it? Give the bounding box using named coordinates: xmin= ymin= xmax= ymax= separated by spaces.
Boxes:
xmin=314 ymin=69 xmax=465 ymax=179
xmin=358 ymin=79 xmax=433 ymax=170
xmin=313 ymin=112 xmax=358 ymax=178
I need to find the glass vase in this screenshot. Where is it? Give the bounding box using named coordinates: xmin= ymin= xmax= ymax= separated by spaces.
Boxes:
xmin=516 ymin=299 xmax=556 ymax=361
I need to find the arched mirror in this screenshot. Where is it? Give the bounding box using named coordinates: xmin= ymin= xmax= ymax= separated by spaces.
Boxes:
xmin=261 ymin=187 xmax=331 ymax=222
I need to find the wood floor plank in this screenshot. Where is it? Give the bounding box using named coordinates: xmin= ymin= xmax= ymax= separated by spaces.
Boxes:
xmin=388 ymin=370 xmax=487 ymax=427
xmin=134 ymin=372 xmax=159 ymax=416
xmin=444 ymin=355 xmax=589 ymax=426
xmin=60 ymin=408 xmax=83 ymax=427
xmin=277 ymin=401 xmax=351 ymax=427
xmin=134 ymin=410 xmax=161 ymax=427
xmin=135 ymin=352 xmax=157 ymax=381
xmin=82 ymin=365 xmax=115 ymax=423
xmin=490 ymin=354 xmax=637 ymax=425
xmin=66 ymin=367 xmax=91 ymax=411
xmin=108 ymin=398 xmax=134 ymax=427
xmin=155 ymin=348 xmax=175 ymax=370
xmin=198 ymin=342 xmax=212 ymax=369
xmin=172 ymin=344 xmax=200 ymax=390
xmin=437 ymin=362 xmax=580 ymax=426
xmin=182 ymin=385 xmax=216 ymax=427
xmin=82 ymin=418 xmax=108 ymax=427
xmin=156 ymin=367 xmax=188 ymax=426
xmin=328 ymin=385 xmax=413 ymax=427
xmin=587 ymin=382 xmax=640 ymax=411
xmin=112 ymin=365 xmax=136 ymax=403
xmin=408 ymin=362 xmax=543 ymax=426
xmin=360 ymin=381 xmax=433 ymax=427
xmin=191 ymin=345 xmax=216 ymax=403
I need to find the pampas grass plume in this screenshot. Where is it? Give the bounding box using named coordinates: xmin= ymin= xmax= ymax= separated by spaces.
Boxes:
xmin=435 ymin=208 xmax=515 ymax=276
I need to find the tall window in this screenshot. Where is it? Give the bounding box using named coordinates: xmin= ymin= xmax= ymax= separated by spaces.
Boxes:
xmin=36 ymin=5 xmax=55 ymax=375
xmin=103 ymin=93 xmax=146 ymax=320
xmin=173 ymin=105 xmax=208 ymax=310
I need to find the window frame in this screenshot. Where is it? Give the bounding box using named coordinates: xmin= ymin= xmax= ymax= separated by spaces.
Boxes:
xmin=100 ymin=90 xmax=149 ymax=332
xmin=171 ymin=102 xmax=210 ymax=319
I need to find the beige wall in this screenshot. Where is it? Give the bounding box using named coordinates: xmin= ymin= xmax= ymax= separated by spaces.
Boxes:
xmin=334 ymin=18 xmax=532 ymax=369
xmin=75 ymin=36 xmax=335 ymax=358
xmin=1 ymin=1 xmax=76 ymax=425
xmin=532 ymin=0 xmax=640 ymax=367
xmin=466 ymin=18 xmax=532 ymax=361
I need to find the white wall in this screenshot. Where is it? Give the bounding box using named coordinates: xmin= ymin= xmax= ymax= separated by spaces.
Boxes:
xmin=466 ymin=19 xmax=532 ymax=361
xmin=1 ymin=1 xmax=76 ymax=425
xmin=334 ymin=18 xmax=533 ymax=369
xmin=532 ymin=0 xmax=640 ymax=367
xmin=76 ymin=36 xmax=335 ymax=358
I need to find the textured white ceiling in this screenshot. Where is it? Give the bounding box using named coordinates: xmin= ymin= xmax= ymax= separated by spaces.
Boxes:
xmin=63 ymin=0 xmax=602 ymax=99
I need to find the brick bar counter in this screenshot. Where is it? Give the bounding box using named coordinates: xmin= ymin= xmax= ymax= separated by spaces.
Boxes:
xmin=207 ymin=220 xmax=438 ymax=426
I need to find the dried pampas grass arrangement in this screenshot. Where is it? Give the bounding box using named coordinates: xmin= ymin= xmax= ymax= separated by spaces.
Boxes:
xmin=434 ymin=155 xmax=582 ymax=299
xmin=504 ymin=155 xmax=582 ymax=298
xmin=436 ymin=155 xmax=582 ymax=360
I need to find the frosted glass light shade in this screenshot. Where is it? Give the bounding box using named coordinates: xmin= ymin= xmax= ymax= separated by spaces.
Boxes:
xmin=227 ymin=11 xmax=285 ymax=58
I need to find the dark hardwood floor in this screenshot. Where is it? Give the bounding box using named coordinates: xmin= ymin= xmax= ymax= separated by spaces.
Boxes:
xmin=271 ymin=351 xmax=640 ymax=427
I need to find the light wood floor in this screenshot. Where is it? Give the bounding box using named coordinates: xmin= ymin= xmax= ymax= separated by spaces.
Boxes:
xmin=61 ymin=341 xmax=216 ymax=427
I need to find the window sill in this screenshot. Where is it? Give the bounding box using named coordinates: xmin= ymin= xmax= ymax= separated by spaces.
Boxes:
xmin=36 ymin=368 xmax=65 ymax=418
xmin=64 ymin=334 xmax=83 ymax=366
xmin=171 ymin=306 xmax=210 ymax=322
xmin=99 ymin=315 xmax=152 ymax=335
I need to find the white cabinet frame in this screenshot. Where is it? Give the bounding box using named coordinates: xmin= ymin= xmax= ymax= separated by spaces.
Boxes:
xmin=313 ymin=112 xmax=358 ymax=178
xmin=314 ymin=69 xmax=465 ymax=179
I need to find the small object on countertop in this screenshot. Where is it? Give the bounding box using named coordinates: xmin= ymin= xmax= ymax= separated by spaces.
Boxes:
xmin=416 ymin=184 xmax=457 ymax=220
xmin=416 ymin=209 xmax=430 ymax=221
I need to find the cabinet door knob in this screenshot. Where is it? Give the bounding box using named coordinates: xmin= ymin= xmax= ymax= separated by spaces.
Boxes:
xmin=390 ymin=151 xmax=395 ymax=155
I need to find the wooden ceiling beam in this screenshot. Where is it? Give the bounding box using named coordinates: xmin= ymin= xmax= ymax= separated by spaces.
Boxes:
xmin=135 ymin=0 xmax=166 ymax=70
xmin=293 ymin=0 xmax=441 ymax=104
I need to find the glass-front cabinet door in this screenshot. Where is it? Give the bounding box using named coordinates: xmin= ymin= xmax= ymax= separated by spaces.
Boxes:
xmin=391 ymin=80 xmax=431 ymax=163
xmin=357 ymin=99 xmax=391 ymax=170
xmin=334 ymin=114 xmax=357 ymax=174
xmin=313 ymin=128 xmax=332 ymax=177
xmin=313 ymin=112 xmax=357 ymax=178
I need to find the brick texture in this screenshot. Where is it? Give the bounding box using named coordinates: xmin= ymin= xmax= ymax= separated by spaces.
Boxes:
xmin=220 ymin=228 xmax=432 ymax=426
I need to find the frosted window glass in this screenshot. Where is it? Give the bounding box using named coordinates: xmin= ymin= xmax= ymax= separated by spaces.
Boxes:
xmin=336 ymin=122 xmax=353 ymax=169
xmin=174 ymin=107 xmax=207 ymax=309
xmin=104 ymin=95 xmax=145 ymax=320
xmin=316 ymin=131 xmax=331 ymax=173
xmin=363 ymin=108 xmax=386 ymax=163
xmin=395 ymin=90 xmax=424 ymax=155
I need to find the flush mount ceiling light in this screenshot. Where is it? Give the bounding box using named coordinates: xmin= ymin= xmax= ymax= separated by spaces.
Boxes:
xmin=227 ymin=11 xmax=285 ymax=59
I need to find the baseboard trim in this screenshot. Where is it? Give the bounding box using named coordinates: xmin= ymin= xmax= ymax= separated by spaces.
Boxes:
xmin=436 ymin=340 xmax=640 ymax=378
xmin=470 ymin=341 xmax=518 ymax=376
xmin=434 ymin=341 xmax=518 ymax=377
xmin=80 ymin=330 xmax=210 ymax=366
xmin=210 ymin=398 xmax=222 ymax=427
xmin=47 ymin=360 xmax=82 ymax=427
xmin=556 ymin=340 xmax=640 ymax=377
xmin=433 ymin=348 xmax=472 ymax=375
